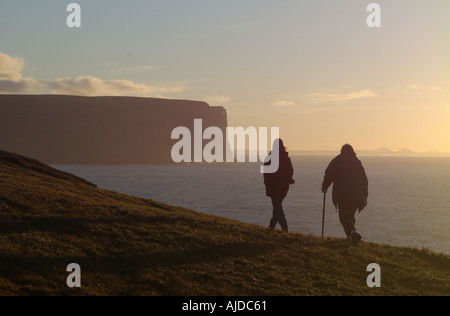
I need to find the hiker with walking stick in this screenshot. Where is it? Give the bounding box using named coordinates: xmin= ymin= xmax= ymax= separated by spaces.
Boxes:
xmin=321 ymin=144 xmax=369 ymax=245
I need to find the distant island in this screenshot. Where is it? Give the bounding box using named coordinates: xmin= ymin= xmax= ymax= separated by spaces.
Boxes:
xmin=291 ymin=148 xmax=450 ymax=157
xmin=0 ymin=95 xmax=228 ymax=164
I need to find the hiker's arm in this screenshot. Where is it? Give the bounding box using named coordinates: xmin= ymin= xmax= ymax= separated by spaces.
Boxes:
xmin=287 ymin=157 xmax=294 ymax=181
xmin=361 ymin=165 xmax=369 ymax=199
xmin=263 ymin=156 xmax=271 ymax=184
xmin=321 ymin=160 xmax=336 ymax=193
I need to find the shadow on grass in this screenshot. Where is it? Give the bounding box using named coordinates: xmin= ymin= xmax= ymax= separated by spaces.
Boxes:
xmin=0 ymin=241 xmax=274 ymax=278
xmin=0 ymin=213 xmax=192 ymax=236
xmin=322 ymin=239 xmax=353 ymax=250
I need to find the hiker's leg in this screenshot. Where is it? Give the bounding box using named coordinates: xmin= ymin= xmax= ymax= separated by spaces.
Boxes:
xmin=349 ymin=206 xmax=357 ymax=233
xmin=272 ymin=197 xmax=287 ymax=231
xmin=270 ymin=197 xmax=279 ymax=228
xmin=338 ymin=201 xmax=357 ymax=236
xmin=279 ymin=198 xmax=288 ymax=231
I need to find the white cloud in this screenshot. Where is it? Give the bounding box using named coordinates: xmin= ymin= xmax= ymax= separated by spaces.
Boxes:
xmin=204 ymin=95 xmax=231 ymax=104
xmin=406 ymin=84 xmax=441 ymax=91
xmin=0 ymin=78 xmax=37 ymax=93
xmin=0 ymin=52 xmax=25 ymax=80
xmin=0 ymin=52 xmax=189 ymax=97
xmin=43 ymin=76 xmax=189 ymax=97
xmin=301 ymin=89 xmax=379 ymax=104
xmin=271 ymin=89 xmax=379 ymax=107
xmin=270 ymin=100 xmax=295 ymax=107
xmin=0 ymin=52 xmax=37 ymax=93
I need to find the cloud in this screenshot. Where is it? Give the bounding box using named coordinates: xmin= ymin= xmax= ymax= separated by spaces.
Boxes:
xmin=0 ymin=52 xmax=37 ymax=93
xmin=406 ymin=84 xmax=441 ymax=91
xmin=0 ymin=52 xmax=25 ymax=80
xmin=0 ymin=78 xmax=37 ymax=93
xmin=204 ymin=95 xmax=231 ymax=104
xmin=0 ymin=52 xmax=188 ymax=97
xmin=271 ymin=89 xmax=379 ymax=108
xmin=301 ymin=89 xmax=379 ymax=104
xmin=43 ymin=76 xmax=189 ymax=97
xmin=270 ymin=100 xmax=295 ymax=107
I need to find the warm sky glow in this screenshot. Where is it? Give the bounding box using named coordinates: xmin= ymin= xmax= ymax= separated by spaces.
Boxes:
xmin=0 ymin=1 xmax=449 ymax=152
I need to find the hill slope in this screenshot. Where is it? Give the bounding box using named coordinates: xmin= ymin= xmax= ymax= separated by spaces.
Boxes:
xmin=0 ymin=150 xmax=449 ymax=296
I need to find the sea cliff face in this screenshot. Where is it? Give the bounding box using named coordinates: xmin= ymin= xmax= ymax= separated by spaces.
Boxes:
xmin=0 ymin=95 xmax=228 ymax=164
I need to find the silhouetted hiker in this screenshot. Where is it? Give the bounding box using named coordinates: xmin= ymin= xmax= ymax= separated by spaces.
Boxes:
xmin=264 ymin=139 xmax=295 ymax=232
xmin=321 ymin=144 xmax=369 ymax=245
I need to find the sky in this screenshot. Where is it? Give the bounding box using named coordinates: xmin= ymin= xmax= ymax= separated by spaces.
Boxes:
xmin=0 ymin=0 xmax=449 ymax=153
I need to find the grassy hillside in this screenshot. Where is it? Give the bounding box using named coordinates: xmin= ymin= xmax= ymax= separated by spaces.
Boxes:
xmin=0 ymin=150 xmax=449 ymax=296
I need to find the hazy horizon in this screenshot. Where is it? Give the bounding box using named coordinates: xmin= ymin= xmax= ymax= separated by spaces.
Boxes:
xmin=1 ymin=1 xmax=449 ymax=153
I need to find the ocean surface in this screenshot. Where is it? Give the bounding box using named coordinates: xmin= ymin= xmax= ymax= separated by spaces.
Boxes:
xmin=55 ymin=156 xmax=450 ymax=254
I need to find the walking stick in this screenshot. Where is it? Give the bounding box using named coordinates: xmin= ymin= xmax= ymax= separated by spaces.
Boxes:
xmin=322 ymin=193 xmax=326 ymax=239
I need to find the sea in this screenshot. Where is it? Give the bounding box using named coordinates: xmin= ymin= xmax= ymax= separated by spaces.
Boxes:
xmin=55 ymin=156 xmax=450 ymax=255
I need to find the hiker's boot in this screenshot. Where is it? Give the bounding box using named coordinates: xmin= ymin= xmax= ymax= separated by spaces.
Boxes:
xmin=269 ymin=219 xmax=277 ymax=230
xmin=350 ymin=231 xmax=362 ymax=245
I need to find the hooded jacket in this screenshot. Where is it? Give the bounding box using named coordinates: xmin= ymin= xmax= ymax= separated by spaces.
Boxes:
xmin=322 ymin=153 xmax=369 ymax=210
xmin=264 ymin=151 xmax=294 ymax=198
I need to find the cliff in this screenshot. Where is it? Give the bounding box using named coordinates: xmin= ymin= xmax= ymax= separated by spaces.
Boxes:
xmin=0 ymin=95 xmax=228 ymax=164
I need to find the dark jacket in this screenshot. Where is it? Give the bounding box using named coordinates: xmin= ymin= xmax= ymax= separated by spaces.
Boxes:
xmin=322 ymin=153 xmax=369 ymax=210
xmin=264 ymin=151 xmax=294 ymax=198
